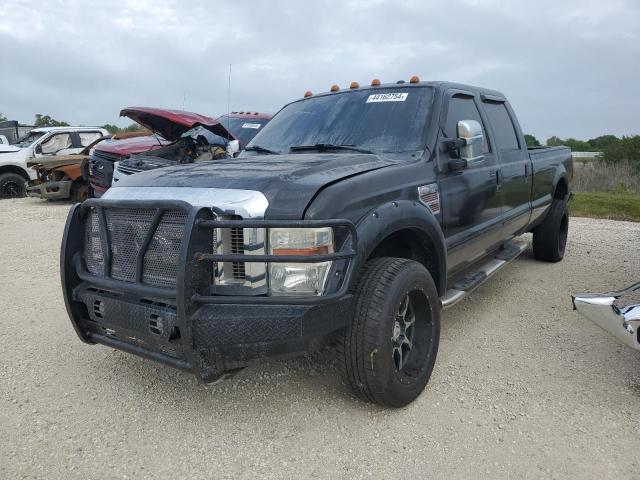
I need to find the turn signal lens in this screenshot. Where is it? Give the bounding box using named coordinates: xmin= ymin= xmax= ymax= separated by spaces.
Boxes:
xmin=268 ymin=228 xmax=334 ymax=296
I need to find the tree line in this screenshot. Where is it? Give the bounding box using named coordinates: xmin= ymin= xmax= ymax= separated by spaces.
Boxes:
xmin=524 ymin=134 xmax=639 ymax=165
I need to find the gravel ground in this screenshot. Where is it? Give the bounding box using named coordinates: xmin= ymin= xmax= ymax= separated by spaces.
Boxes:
xmin=1 ymin=197 xmax=639 ymax=480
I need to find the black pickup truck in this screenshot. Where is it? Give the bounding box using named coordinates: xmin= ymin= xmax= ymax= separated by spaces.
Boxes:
xmin=61 ymin=78 xmax=572 ymax=407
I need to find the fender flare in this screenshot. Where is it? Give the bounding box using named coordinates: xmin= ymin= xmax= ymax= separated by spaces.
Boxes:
xmin=350 ymin=200 xmax=447 ymax=296
xmin=551 ymin=169 xmax=569 ymax=200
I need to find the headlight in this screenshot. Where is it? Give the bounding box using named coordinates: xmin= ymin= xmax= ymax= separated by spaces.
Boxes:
xmin=268 ymin=227 xmax=333 ymax=296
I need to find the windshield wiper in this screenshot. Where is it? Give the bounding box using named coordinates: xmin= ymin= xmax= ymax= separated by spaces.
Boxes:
xmin=245 ymin=145 xmax=279 ymax=155
xmin=289 ymin=143 xmax=374 ymax=154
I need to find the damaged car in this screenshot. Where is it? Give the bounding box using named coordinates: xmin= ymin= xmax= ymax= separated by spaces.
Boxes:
xmin=89 ymin=108 xmax=237 ymax=197
xmin=26 ymin=131 xmax=151 ymax=202
xmin=112 ymin=110 xmax=272 ymax=185
xmin=572 ymin=282 xmax=640 ymax=350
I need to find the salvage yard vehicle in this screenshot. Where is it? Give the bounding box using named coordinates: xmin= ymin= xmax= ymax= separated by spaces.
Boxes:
xmin=89 ymin=108 xmax=242 ymax=197
xmin=111 ymin=111 xmax=271 ymax=184
xmin=572 ymin=282 xmax=640 ymax=350
xmin=61 ymin=77 xmax=573 ymax=407
xmin=0 ymin=126 xmax=108 ymax=198
xmin=26 ymin=135 xmax=109 ymax=202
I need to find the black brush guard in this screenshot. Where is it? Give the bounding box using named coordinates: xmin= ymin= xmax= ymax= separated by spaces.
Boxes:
xmin=61 ymin=198 xmax=357 ymax=382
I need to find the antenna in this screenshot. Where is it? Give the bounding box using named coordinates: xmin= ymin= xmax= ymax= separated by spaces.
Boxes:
xmin=227 ymin=63 xmax=232 ymax=143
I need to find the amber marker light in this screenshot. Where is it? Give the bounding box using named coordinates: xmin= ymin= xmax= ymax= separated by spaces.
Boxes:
xmin=271 ymin=246 xmax=330 ymax=256
xmin=330 ymin=84 xmax=340 ymax=92
xmin=304 ymin=91 xmax=313 ymax=97
xmin=371 ymin=78 xmax=381 ymax=86
xmin=409 ymin=75 xmax=420 ymax=83
xmin=349 ymin=81 xmax=360 ymax=89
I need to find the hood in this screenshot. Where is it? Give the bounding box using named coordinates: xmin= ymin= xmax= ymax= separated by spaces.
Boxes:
xmin=94 ymin=135 xmax=168 ymax=157
xmin=111 ymin=153 xmax=394 ymax=218
xmin=0 ymin=144 xmax=21 ymax=153
xmin=120 ymin=107 xmax=232 ymax=142
xmin=27 ymin=154 xmax=87 ymax=170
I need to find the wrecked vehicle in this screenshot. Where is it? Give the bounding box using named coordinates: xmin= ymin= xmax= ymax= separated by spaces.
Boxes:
xmin=572 ymin=282 xmax=640 ymax=350
xmin=61 ymin=78 xmax=573 ymax=407
xmin=111 ymin=111 xmax=271 ymax=185
xmin=26 ymin=131 xmax=151 ymax=202
xmin=88 ymin=130 xmax=170 ymax=198
xmin=26 ymin=136 xmax=109 ymax=202
xmin=0 ymin=126 xmax=108 ymax=198
xmin=88 ymin=108 xmax=237 ymax=197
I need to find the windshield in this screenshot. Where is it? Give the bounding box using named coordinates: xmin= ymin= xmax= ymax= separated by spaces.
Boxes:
xmin=16 ymin=131 xmax=45 ymax=148
xmin=218 ymin=116 xmax=270 ymax=147
xmin=247 ymin=87 xmax=433 ymax=154
xmin=182 ymin=126 xmax=228 ymax=146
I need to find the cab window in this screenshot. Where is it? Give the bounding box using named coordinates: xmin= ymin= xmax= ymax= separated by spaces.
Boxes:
xmin=40 ymin=133 xmax=72 ymax=154
xmin=482 ymin=101 xmax=520 ymax=150
xmin=444 ymin=95 xmax=489 ymax=154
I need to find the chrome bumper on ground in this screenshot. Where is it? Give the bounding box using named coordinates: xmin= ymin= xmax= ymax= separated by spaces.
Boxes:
xmin=26 ymin=180 xmax=72 ymax=200
xmin=572 ymin=281 xmax=640 ymax=350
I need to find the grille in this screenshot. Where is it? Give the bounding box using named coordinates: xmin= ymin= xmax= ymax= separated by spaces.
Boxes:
xmin=117 ymin=164 xmax=142 ymax=175
xmin=142 ymin=211 xmax=188 ymax=287
xmin=83 ymin=207 xmax=187 ymax=288
xmin=85 ymin=210 xmax=104 ymax=276
xmin=230 ymin=227 xmax=246 ymax=279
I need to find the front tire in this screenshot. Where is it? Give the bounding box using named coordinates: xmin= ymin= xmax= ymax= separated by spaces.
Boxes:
xmin=0 ymin=172 xmax=27 ymax=198
xmin=339 ymin=258 xmax=441 ymax=407
xmin=532 ymin=199 xmax=569 ymax=262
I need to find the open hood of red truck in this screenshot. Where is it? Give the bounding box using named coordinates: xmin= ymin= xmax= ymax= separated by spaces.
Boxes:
xmin=120 ymin=107 xmax=233 ymax=142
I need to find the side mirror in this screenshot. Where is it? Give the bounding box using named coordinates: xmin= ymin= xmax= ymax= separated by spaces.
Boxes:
xmin=449 ymin=120 xmax=485 ymax=170
xmin=457 ymin=120 xmax=485 ymax=167
xmin=226 ymin=139 xmax=240 ymax=157
xmin=34 ymin=144 xmax=42 ymax=154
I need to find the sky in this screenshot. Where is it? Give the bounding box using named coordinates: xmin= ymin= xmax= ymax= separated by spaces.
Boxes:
xmin=1 ymin=0 xmax=638 ymax=142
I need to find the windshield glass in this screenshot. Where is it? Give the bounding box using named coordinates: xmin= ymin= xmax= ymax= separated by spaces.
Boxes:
xmin=182 ymin=126 xmax=228 ymax=146
xmin=218 ymin=116 xmax=270 ymax=147
xmin=247 ymin=87 xmax=433 ymax=154
xmin=16 ymin=131 xmax=45 ymax=148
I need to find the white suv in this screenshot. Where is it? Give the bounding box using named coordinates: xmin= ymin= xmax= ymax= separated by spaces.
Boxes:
xmin=0 ymin=126 xmax=108 ymax=198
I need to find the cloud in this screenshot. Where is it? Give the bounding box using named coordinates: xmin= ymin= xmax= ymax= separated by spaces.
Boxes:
xmin=0 ymin=0 xmax=638 ymax=141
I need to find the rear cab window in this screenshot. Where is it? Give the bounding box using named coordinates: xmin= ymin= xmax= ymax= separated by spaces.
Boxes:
xmin=482 ymin=102 xmax=520 ymax=151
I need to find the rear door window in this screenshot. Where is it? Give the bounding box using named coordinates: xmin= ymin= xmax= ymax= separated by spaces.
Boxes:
xmin=79 ymin=131 xmax=103 ymax=147
xmin=482 ymin=102 xmax=519 ymax=150
xmin=444 ymin=95 xmax=489 ymax=154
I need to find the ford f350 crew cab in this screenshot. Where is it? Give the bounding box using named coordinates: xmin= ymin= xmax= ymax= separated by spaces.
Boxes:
xmin=61 ymin=78 xmax=573 ymax=407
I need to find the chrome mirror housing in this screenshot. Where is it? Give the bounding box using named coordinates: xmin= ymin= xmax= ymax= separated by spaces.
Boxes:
xmin=457 ymin=119 xmax=485 ymax=168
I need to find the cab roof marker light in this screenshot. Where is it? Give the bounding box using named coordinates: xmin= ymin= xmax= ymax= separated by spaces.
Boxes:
xmin=397 ymin=80 xmax=405 ymax=84
xmin=330 ymin=84 xmax=340 ymax=92
xmin=304 ymin=90 xmax=313 ymax=97
xmin=349 ymin=81 xmax=360 ymax=89
xmin=371 ymin=79 xmax=381 ymax=86
xmin=409 ymin=75 xmax=420 ymax=83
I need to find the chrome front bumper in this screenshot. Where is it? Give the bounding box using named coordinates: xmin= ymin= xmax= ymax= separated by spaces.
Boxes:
xmin=572 ymin=282 xmax=640 ymax=350
xmin=26 ymin=180 xmax=72 ymax=200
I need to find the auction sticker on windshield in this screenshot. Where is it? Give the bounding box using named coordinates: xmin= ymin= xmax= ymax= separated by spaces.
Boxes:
xmin=366 ymin=93 xmax=408 ymax=103
xmin=242 ymin=123 xmax=262 ymax=129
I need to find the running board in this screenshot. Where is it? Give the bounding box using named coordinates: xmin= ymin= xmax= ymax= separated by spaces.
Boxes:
xmin=441 ymin=240 xmax=528 ymax=309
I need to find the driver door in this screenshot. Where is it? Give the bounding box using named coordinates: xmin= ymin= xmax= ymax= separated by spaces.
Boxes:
xmin=437 ymin=91 xmax=503 ymax=272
